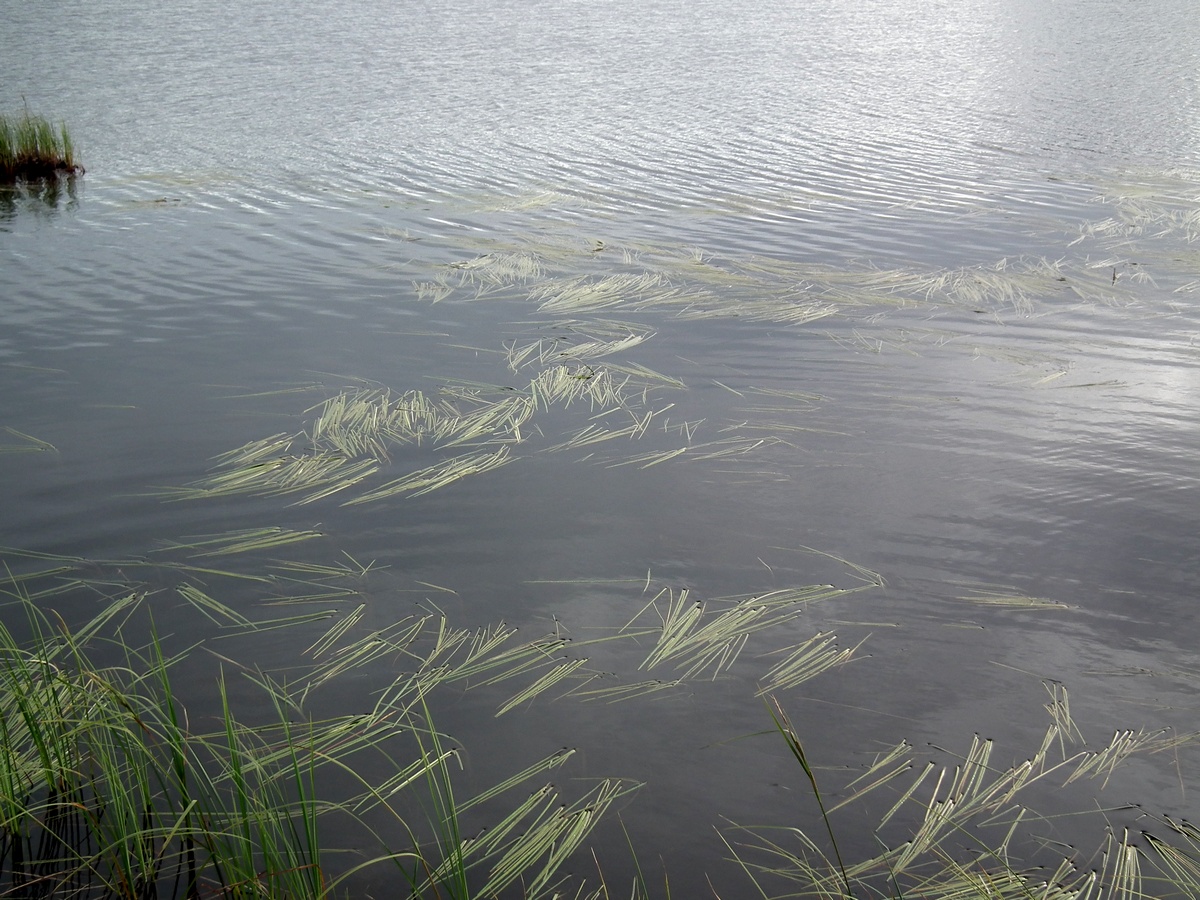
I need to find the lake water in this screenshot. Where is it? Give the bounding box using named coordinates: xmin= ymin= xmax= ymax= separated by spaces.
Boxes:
xmin=3 ymin=0 xmax=1200 ymax=894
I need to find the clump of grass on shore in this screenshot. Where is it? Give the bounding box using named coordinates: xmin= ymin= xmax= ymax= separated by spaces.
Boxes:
xmin=0 ymin=111 xmax=82 ymax=183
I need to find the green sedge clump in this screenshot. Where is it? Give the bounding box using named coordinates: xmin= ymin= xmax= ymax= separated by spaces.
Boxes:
xmin=0 ymin=111 xmax=83 ymax=182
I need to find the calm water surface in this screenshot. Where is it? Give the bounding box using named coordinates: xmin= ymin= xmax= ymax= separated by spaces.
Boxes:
xmin=3 ymin=0 xmax=1200 ymax=893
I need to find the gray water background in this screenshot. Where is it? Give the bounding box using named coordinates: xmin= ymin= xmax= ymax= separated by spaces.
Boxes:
xmin=3 ymin=0 xmax=1200 ymax=893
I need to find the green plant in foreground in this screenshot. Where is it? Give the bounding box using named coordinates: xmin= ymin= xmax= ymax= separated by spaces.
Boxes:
xmin=0 ymin=111 xmax=82 ymax=182
xmin=0 ymin=589 xmax=634 ymax=899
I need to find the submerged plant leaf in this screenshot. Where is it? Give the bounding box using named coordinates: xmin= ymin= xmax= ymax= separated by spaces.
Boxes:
xmin=956 ymin=588 xmax=1072 ymax=610
xmin=155 ymin=526 xmax=323 ymax=557
xmin=0 ymin=426 xmax=57 ymax=453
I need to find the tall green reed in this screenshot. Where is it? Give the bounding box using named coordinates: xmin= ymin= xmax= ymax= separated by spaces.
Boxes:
xmin=0 ymin=112 xmax=81 ymax=182
xmin=0 ymin=588 xmax=630 ymax=899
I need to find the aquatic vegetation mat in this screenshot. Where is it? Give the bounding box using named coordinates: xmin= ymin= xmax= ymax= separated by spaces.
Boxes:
xmin=167 ymin=342 xmax=814 ymax=504
xmin=168 ymin=188 xmax=1200 ymax=516
xmin=0 ymin=427 xmax=57 ymax=454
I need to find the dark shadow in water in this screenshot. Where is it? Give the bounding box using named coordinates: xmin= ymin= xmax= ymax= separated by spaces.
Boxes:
xmin=0 ymin=174 xmax=81 ymax=226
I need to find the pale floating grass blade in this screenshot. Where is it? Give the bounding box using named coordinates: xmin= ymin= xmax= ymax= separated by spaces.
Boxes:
xmin=355 ymin=747 xmax=459 ymax=812
xmin=1102 ymin=831 xmax=1142 ymax=900
xmin=1062 ymin=728 xmax=1169 ymax=789
xmin=449 ymin=250 xmax=545 ymax=286
xmin=606 ymin=445 xmax=690 ymax=469
xmin=531 ymin=273 xmax=666 ymax=315
xmin=919 ymin=853 xmax=1049 ymax=900
xmin=506 ymin=338 xmax=546 ymax=371
xmin=165 ymin=449 xmax=378 ymax=503
xmin=551 ymin=332 xmax=653 ymax=363
xmin=638 ymin=588 xmax=702 ymax=670
xmin=176 ymin=583 xmax=253 ymax=628
xmin=956 ymin=588 xmax=1072 ymax=610
xmin=304 ymin=635 xmax=391 ymax=691
xmin=126 ymin=559 xmax=277 ymax=585
xmin=1144 ymin=819 xmax=1200 ymax=896
xmin=543 ymin=421 xmax=641 ymax=453
xmin=874 ymin=760 xmax=937 ymax=828
xmin=755 ymin=632 xmax=864 ymax=696
xmin=639 ymin=590 xmax=767 ymax=680
xmin=747 ymin=385 xmax=825 ymax=404
xmin=303 ymin=617 xmax=429 ymax=694
xmin=684 ymin=437 xmax=774 ymax=461
xmin=220 ymin=382 xmax=328 ymax=399
xmin=423 ymin=621 xmax=522 ymax=684
xmin=213 ymin=608 xmax=336 ymax=635
xmin=844 ymin=740 xmax=913 ymax=794
xmin=437 ymin=394 xmax=535 ymax=447
xmin=212 ymin=431 xmax=297 ymax=467
xmin=568 ymin=678 xmax=685 ymax=703
xmin=156 ymin=527 xmax=323 ymax=557
xmin=413 ymin=278 xmax=454 ymax=302
xmin=453 ymin=635 xmax=571 ymax=689
xmin=306 ymin=603 xmax=366 ymax=657
xmin=637 ymin=584 xmax=860 ymax=682
xmin=892 ymin=735 xmax=1000 ymax=872
xmin=291 ymin=460 xmax=382 ymax=503
xmin=529 ymin=365 xmax=628 ymax=411
xmin=69 ymin=590 xmax=148 ymax=646
xmin=751 ymin=584 xmax=870 ymax=607
xmin=0 ymin=427 xmax=57 ymax=453
xmin=0 ymin=563 xmax=76 ymax=593
xmin=602 ymin=436 xmax=781 ymax=470
xmin=342 ymin=446 xmax=512 ymax=505
xmin=1044 ymin=681 xmax=1085 ymax=751
xmin=662 ymin=415 xmax=704 ymax=441
xmin=476 ymin=779 xmax=636 ymax=898
xmin=458 ymin=748 xmax=577 ymax=814
xmin=495 ymin=657 xmax=590 ymax=717
xmin=509 ymin=332 xmax=655 ymax=371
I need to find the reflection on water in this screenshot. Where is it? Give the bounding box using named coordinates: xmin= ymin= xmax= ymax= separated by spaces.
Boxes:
xmin=3 ymin=0 xmax=1200 ymax=893
xmin=0 ymin=175 xmax=81 ymax=225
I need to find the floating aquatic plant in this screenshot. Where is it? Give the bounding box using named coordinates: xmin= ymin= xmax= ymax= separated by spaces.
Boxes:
xmin=955 ymin=587 xmax=1073 ymax=610
xmin=0 ymin=427 xmax=57 ymax=453
xmin=163 ymin=366 xmax=658 ymax=506
xmin=725 ymin=689 xmax=1200 ymax=900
